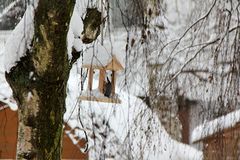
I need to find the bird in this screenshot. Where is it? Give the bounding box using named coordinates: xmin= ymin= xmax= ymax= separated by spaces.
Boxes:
xmin=104 ymin=77 xmax=112 ymax=98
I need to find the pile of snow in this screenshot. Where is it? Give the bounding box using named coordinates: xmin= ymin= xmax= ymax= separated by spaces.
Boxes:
xmin=0 ymin=31 xmax=17 ymax=110
xmin=191 ymin=109 xmax=240 ymax=143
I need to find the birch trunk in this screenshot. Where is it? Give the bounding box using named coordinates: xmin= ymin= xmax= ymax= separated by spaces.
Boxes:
xmin=5 ymin=0 xmax=74 ymax=159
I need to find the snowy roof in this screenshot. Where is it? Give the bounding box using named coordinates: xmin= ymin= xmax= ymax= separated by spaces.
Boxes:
xmin=191 ymin=109 xmax=240 ymax=143
xmin=82 ymin=42 xmax=124 ymax=71
xmin=63 ymin=123 xmax=87 ymax=152
xmin=0 ymin=103 xmax=8 ymax=111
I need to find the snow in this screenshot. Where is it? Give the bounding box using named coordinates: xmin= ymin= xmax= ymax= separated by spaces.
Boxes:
xmin=0 ymin=31 xmax=17 ymax=110
xmin=0 ymin=96 xmax=17 ymax=111
xmin=3 ymin=5 xmax=35 ymax=73
xmin=68 ymin=13 xmax=126 ymax=68
xmin=0 ymin=31 xmax=11 ymax=52
xmin=150 ymin=16 xmax=165 ymax=29
xmin=81 ymin=89 xmax=106 ymax=98
xmin=0 ymin=0 xmax=20 ymax=20
xmin=64 ymin=63 xmax=203 ymax=159
xmin=67 ymin=3 xmax=84 ymax=60
xmin=65 ymin=130 xmax=79 ymax=145
xmin=27 ymin=92 xmax=33 ymax=102
xmin=82 ymin=41 xmax=124 ymax=68
xmin=191 ymin=109 xmax=240 ymax=143
xmin=83 ymin=42 xmax=113 ymax=66
xmin=29 ymin=71 xmax=34 ymax=79
xmin=67 ymin=0 xmax=108 ymax=61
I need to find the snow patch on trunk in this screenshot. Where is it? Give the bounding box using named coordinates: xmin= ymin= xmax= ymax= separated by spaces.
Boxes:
xmin=4 ymin=4 xmax=35 ymax=73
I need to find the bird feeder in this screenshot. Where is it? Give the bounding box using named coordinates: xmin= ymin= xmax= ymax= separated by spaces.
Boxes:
xmin=79 ymin=45 xmax=124 ymax=103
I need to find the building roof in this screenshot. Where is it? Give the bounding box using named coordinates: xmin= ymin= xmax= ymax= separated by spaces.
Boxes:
xmin=191 ymin=109 xmax=240 ymax=143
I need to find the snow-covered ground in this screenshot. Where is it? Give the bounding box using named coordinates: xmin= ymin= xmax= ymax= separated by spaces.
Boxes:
xmin=65 ymin=64 xmax=203 ymax=159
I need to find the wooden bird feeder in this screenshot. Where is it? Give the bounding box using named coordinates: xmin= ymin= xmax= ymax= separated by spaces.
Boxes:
xmin=80 ymin=54 xmax=123 ymax=103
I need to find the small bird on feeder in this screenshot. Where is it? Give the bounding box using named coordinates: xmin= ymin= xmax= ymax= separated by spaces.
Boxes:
xmin=104 ymin=77 xmax=112 ymax=98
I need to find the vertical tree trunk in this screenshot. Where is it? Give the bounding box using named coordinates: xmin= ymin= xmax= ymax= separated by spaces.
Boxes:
xmin=5 ymin=0 xmax=74 ymax=159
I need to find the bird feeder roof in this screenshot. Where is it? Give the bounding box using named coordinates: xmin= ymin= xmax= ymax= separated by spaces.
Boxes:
xmin=82 ymin=43 xmax=124 ymax=71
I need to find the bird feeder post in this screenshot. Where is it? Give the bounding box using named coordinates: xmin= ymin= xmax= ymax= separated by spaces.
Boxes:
xmin=98 ymin=69 xmax=106 ymax=93
xmin=88 ymin=67 xmax=93 ymax=91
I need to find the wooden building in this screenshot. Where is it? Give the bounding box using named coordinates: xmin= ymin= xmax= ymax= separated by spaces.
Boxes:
xmin=0 ymin=105 xmax=17 ymax=159
xmin=0 ymin=105 xmax=88 ymax=160
xmin=191 ymin=110 xmax=240 ymax=160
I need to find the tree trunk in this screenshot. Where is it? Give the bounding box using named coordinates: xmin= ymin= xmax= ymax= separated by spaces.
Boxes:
xmin=5 ymin=0 xmax=74 ymax=159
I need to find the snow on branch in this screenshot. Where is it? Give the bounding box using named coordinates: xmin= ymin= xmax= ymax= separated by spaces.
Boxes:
xmin=0 ymin=0 xmax=21 ymax=19
xmin=161 ymin=37 xmax=220 ymax=92
xmin=161 ymin=0 xmax=217 ymax=65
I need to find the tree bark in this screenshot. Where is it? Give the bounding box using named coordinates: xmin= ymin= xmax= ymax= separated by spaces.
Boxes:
xmin=5 ymin=0 xmax=74 ymax=159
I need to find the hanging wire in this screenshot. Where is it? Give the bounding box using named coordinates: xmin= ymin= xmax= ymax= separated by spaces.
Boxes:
xmin=78 ymin=49 xmax=89 ymax=152
xmin=80 ymin=50 xmax=88 ymax=91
